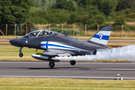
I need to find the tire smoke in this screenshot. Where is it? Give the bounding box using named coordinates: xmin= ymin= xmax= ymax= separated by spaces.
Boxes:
xmin=54 ymin=45 xmax=135 ymax=61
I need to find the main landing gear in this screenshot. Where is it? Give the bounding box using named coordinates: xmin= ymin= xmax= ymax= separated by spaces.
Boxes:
xmin=19 ymin=47 xmax=23 ymax=57
xmin=49 ymin=62 xmax=55 ymax=68
xmin=48 ymin=60 xmax=76 ymax=68
xmin=70 ymin=60 xmax=76 ymax=66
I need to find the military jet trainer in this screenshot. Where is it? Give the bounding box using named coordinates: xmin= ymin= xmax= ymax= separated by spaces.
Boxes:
xmin=10 ymin=26 xmax=112 ymax=68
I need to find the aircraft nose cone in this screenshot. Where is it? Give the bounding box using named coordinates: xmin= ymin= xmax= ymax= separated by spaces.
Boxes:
xmin=9 ymin=38 xmax=20 ymax=46
xmin=9 ymin=39 xmax=14 ymax=44
xmin=9 ymin=37 xmax=25 ymax=47
xmin=9 ymin=39 xmax=16 ymax=45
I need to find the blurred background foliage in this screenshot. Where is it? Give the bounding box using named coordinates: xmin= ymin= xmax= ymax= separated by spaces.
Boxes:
xmin=1 ymin=0 xmax=135 ymax=35
xmin=29 ymin=0 xmax=135 ymax=25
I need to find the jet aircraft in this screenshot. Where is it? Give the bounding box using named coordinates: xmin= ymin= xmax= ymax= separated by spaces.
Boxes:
xmin=10 ymin=26 xmax=112 ymax=68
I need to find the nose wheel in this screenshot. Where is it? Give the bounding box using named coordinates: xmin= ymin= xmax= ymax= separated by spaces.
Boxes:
xmin=19 ymin=53 xmax=23 ymax=57
xmin=19 ymin=47 xmax=23 ymax=57
xmin=49 ymin=62 xmax=55 ymax=68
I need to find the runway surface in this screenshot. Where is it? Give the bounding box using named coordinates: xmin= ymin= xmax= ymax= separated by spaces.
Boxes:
xmin=0 ymin=61 xmax=135 ymax=80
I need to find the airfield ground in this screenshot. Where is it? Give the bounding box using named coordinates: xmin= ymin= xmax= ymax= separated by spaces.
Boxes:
xmin=0 ymin=62 xmax=135 ymax=89
xmin=0 ymin=78 xmax=135 ymax=90
xmin=0 ymin=36 xmax=135 ymax=89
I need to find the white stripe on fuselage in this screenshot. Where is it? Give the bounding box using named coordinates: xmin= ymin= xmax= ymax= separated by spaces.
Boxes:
xmin=40 ymin=41 xmax=87 ymax=51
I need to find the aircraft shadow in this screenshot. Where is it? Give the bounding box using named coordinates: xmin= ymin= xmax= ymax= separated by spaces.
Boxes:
xmin=0 ymin=67 xmax=91 ymax=70
xmin=27 ymin=67 xmax=90 ymax=70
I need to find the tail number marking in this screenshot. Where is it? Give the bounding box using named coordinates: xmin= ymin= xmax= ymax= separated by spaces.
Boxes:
xmin=99 ymin=33 xmax=103 ymax=40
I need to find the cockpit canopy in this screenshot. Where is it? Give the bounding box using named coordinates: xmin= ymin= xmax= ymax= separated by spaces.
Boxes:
xmin=23 ymin=30 xmax=54 ymax=38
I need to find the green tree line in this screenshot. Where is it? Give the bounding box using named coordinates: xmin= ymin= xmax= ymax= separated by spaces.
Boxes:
xmin=30 ymin=0 xmax=135 ymax=25
xmin=1 ymin=0 xmax=135 ymax=25
xmin=0 ymin=0 xmax=33 ymax=24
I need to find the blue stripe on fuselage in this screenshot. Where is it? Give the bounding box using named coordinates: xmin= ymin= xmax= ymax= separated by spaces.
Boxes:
xmin=41 ymin=43 xmax=85 ymax=51
xmin=93 ymin=34 xmax=109 ymax=40
xmin=46 ymin=41 xmax=48 ymax=49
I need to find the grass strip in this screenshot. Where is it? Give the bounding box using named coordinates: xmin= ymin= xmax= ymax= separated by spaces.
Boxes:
xmin=1 ymin=36 xmax=135 ymax=40
xmin=0 ymin=45 xmax=42 ymax=61
xmin=108 ymin=42 xmax=135 ymax=45
xmin=0 ymin=78 xmax=135 ymax=90
xmin=0 ymin=45 xmax=133 ymax=61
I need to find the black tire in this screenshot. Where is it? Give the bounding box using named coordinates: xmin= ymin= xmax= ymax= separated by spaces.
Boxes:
xmin=49 ymin=62 xmax=55 ymax=68
xmin=70 ymin=60 xmax=76 ymax=66
xmin=19 ymin=53 xmax=23 ymax=57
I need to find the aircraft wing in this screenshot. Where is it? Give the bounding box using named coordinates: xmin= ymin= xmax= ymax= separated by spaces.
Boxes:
xmin=42 ymin=49 xmax=75 ymax=56
xmin=31 ymin=49 xmax=76 ymax=62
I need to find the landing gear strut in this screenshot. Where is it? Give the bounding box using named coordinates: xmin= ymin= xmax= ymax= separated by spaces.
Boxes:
xmin=70 ymin=60 xmax=76 ymax=66
xmin=49 ymin=62 xmax=55 ymax=68
xmin=19 ymin=47 xmax=23 ymax=57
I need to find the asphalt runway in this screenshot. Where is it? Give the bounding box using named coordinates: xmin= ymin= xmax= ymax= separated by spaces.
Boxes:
xmin=0 ymin=61 xmax=135 ymax=80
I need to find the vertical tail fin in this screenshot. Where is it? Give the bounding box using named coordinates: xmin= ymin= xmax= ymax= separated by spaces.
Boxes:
xmin=88 ymin=26 xmax=112 ymax=45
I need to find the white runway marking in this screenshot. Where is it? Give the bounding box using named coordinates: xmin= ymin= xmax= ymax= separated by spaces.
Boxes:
xmin=0 ymin=75 xmax=135 ymax=80
xmin=99 ymin=68 xmax=135 ymax=71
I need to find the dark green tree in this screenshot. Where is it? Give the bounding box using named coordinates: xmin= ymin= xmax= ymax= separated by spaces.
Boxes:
xmin=78 ymin=15 xmax=89 ymax=24
xmin=78 ymin=0 xmax=97 ymax=10
xmin=97 ymin=0 xmax=118 ymax=16
xmin=116 ymin=0 xmax=135 ymax=11
xmin=0 ymin=0 xmax=33 ymax=24
xmin=95 ymin=15 xmax=106 ymax=24
xmin=68 ymin=13 xmax=79 ymax=24
xmin=53 ymin=0 xmax=77 ymax=11
xmin=114 ymin=17 xmax=125 ymax=25
xmin=74 ymin=0 xmax=82 ymax=5
xmin=32 ymin=0 xmax=56 ymax=11
xmin=85 ymin=18 xmax=96 ymax=25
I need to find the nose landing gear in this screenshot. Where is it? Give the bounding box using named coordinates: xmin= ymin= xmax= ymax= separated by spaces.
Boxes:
xmin=19 ymin=47 xmax=23 ymax=57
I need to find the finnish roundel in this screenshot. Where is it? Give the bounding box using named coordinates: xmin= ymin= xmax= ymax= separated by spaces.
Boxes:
xmin=25 ymin=40 xmax=28 ymax=43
